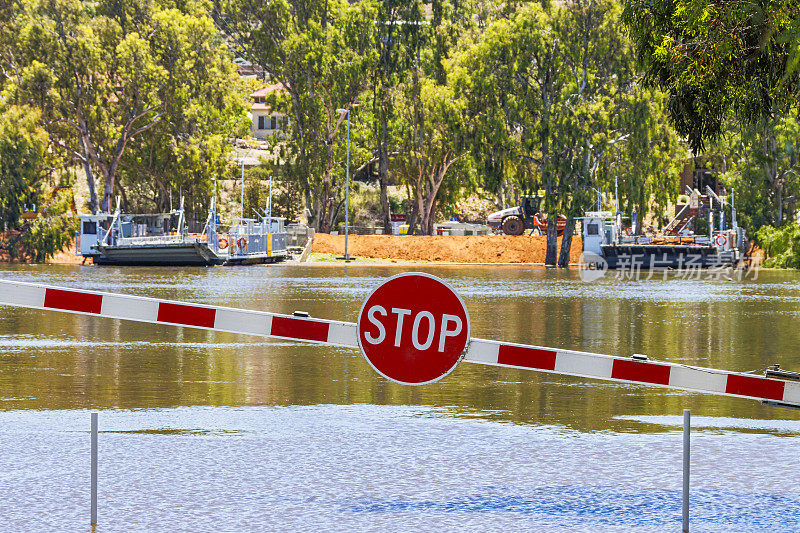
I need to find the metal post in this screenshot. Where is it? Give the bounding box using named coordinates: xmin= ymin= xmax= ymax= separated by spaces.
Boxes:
xmin=344 ymin=109 xmax=351 ymax=262
xmin=708 ymin=211 xmax=714 ymax=240
xmin=267 ymin=173 xmax=273 ymax=221
xmin=240 ymin=159 xmax=245 ymax=221
xmin=91 ymin=412 xmax=98 ymax=526
xmin=682 ymin=409 xmax=690 ymax=533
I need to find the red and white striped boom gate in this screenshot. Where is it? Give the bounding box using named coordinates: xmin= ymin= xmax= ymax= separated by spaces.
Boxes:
xmin=1 ymin=276 xmax=799 ymax=409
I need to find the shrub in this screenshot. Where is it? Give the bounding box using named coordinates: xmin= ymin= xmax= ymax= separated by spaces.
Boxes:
xmin=756 ymin=223 xmax=800 ymax=269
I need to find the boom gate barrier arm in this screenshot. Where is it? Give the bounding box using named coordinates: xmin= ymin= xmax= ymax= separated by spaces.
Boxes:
xmin=1 ymin=277 xmax=799 ymax=409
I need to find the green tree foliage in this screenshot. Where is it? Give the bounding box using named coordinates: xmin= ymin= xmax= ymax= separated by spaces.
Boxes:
xmin=608 ymin=86 xmax=688 ymax=231
xmin=622 ymin=0 xmax=800 ymax=151
xmin=449 ymin=6 xmax=545 ymax=208
xmin=19 ymin=189 xmax=77 ymax=262
xmin=757 ymin=222 xmax=800 ymax=268
xmin=385 ymin=0 xmax=479 ymax=235
xmin=395 ymin=78 xmax=474 ymax=234
xmin=372 ymin=0 xmax=425 ymax=234
xmin=452 ymin=0 xmax=685 ymax=265
xmin=216 ymin=0 xmax=377 ymax=232
xmin=240 ymin=166 xmax=303 ymax=223
xmin=0 ymin=103 xmax=75 ymax=261
xmin=716 ymin=110 xmax=800 ymax=229
xmin=5 ymin=0 xmax=244 ymax=216
xmin=0 ymin=105 xmax=48 ymax=229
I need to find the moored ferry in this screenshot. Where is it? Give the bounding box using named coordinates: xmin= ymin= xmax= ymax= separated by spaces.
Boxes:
xmin=581 ymin=188 xmax=748 ymax=270
xmin=77 ymin=199 xmax=288 ymax=266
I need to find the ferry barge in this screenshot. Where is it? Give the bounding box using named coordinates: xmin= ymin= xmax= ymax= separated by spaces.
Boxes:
xmin=582 ymin=187 xmax=748 ymax=269
xmin=77 ymin=200 xmax=288 ymax=266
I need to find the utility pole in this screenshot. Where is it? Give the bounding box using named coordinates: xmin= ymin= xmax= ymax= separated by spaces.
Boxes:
xmin=337 ymin=105 xmax=358 ymax=262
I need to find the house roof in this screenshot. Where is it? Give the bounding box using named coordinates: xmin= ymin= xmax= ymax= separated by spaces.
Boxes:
xmin=250 ymin=83 xmax=288 ymax=97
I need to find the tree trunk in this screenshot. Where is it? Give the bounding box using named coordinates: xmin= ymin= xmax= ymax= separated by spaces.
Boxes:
xmin=80 ymin=138 xmax=99 ymax=214
xmin=378 ymin=119 xmax=392 ymax=234
xmin=557 ymin=216 xmax=575 ymax=268
xmin=425 ymin=196 xmax=437 ymax=235
xmin=761 ymin=123 xmax=783 ymax=226
xmin=495 ymin=175 xmax=507 ymax=210
xmin=407 ymin=201 xmax=419 ymax=235
xmin=318 ymin=143 xmax=337 ymax=233
xmin=377 ymin=77 xmax=393 ymax=235
xmin=303 ymin=184 xmax=316 ymax=229
xmin=101 ymin=175 xmax=114 ymax=213
xmin=418 ymin=164 xmax=451 ymax=235
xmin=416 ymin=181 xmax=429 ymax=235
xmin=545 ymin=216 xmax=558 ymax=267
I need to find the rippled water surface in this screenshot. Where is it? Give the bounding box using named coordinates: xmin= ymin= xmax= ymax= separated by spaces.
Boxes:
xmin=1 ymin=264 xmax=799 ymax=531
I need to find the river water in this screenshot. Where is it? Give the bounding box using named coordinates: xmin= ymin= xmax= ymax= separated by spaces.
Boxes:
xmin=1 ymin=264 xmax=799 ymax=531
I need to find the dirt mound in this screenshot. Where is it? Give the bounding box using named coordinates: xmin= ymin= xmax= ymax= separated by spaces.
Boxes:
xmin=311 ymin=234 xmax=584 ymax=264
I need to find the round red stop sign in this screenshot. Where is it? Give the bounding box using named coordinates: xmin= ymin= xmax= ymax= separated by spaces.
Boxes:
xmin=357 ymin=273 xmax=471 ymax=385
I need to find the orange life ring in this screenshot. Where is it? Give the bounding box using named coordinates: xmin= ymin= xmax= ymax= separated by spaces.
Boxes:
xmin=714 ymin=234 xmax=727 ymax=247
xmin=237 ymin=237 xmax=247 ymax=251
xmin=218 ymin=236 xmax=229 ymax=249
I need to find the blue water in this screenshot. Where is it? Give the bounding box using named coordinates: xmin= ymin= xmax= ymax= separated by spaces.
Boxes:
xmin=2 ymin=264 xmax=800 ymax=531
xmin=1 ymin=405 xmax=798 ymax=531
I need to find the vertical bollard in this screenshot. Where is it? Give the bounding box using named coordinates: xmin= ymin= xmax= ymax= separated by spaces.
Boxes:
xmin=682 ymin=409 xmax=690 ymax=533
xmin=91 ymin=412 xmax=98 ymax=527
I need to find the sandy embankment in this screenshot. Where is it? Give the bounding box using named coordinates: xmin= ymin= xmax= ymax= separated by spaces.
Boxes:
xmin=311 ymin=234 xmax=584 ymax=264
xmin=31 ymin=235 xmax=584 ymax=265
xmin=48 ymin=243 xmax=86 ymax=264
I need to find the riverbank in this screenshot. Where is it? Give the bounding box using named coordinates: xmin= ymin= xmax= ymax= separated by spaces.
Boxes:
xmin=310 ymin=233 xmax=584 ymax=264
xmin=2 ymin=234 xmax=765 ymax=267
xmin=0 ymin=239 xmax=85 ymax=265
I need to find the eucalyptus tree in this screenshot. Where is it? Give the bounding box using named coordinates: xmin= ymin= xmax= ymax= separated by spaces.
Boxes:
xmin=604 ymin=86 xmax=687 ymax=233
xmin=6 ymin=0 xmax=243 ymax=215
xmin=388 ymin=0 xmax=479 ymax=235
xmin=622 ymin=0 xmax=800 ymax=152
xmin=216 ymin=0 xmax=377 ymax=232
xmin=711 ymin=111 xmax=800 ymax=230
xmin=454 ymin=1 xmax=620 ymax=265
xmin=0 ymin=104 xmax=49 ymax=232
xmin=449 ymin=11 xmax=536 ymax=210
xmin=372 ymin=0 xmax=425 ymax=234
xmin=748 ymin=113 xmax=800 ymax=227
xmin=395 ymin=77 xmax=474 ymax=235
xmin=0 ymin=103 xmax=75 ymax=261
xmin=453 ymin=0 xmax=687 ymax=266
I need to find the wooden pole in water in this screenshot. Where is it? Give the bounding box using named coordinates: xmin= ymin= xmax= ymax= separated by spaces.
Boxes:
xmin=682 ymin=409 xmax=690 ymax=532
xmin=91 ymin=412 xmax=98 ymax=527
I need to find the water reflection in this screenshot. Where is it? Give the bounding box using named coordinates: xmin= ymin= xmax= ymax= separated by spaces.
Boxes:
xmin=1 ymin=263 xmax=799 ymax=431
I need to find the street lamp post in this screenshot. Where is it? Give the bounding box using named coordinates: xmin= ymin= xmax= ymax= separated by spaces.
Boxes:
xmin=240 ymin=158 xmax=245 ymax=221
xmin=337 ymin=105 xmax=357 ymax=262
